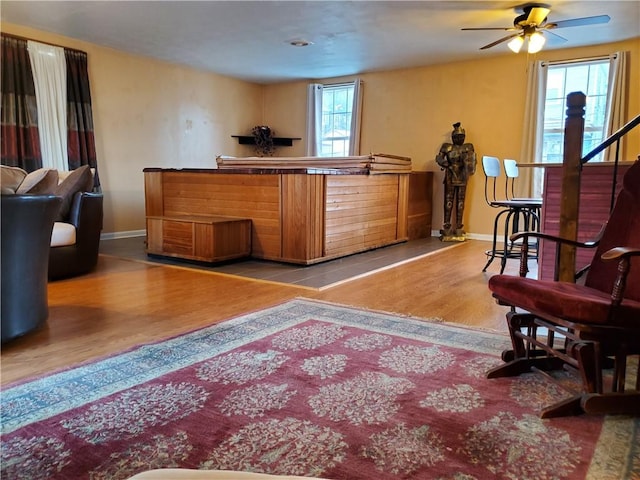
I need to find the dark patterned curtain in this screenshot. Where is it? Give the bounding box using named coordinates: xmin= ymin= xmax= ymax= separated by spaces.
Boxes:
xmin=65 ymin=49 xmax=100 ymax=189
xmin=1 ymin=35 xmax=41 ymax=171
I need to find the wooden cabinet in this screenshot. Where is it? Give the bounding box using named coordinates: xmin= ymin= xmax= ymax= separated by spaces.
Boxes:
xmin=146 ymin=215 xmax=251 ymax=263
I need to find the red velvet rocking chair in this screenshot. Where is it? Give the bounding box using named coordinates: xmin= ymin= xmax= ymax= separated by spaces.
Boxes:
xmin=487 ymin=160 xmax=640 ymax=418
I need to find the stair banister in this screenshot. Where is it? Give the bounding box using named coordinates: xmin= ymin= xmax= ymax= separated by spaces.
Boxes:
xmin=558 ymin=94 xmax=639 ymax=282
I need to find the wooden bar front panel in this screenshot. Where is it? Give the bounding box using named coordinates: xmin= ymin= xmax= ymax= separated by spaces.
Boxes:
xmin=408 ymin=172 xmax=434 ymax=239
xmin=160 ymin=172 xmax=281 ymax=259
xmin=324 ymin=175 xmax=405 ymax=258
xmin=539 ymin=163 xmax=631 ymax=280
xmin=396 ymin=173 xmax=409 ymax=240
xmin=281 ymin=174 xmax=325 ymax=263
xmin=144 ymin=169 xmax=413 ymax=265
xmin=162 ymin=219 xmax=193 ymax=256
xmin=144 ymin=171 xmax=164 ymax=217
xmin=146 ymin=215 xmax=251 ymax=263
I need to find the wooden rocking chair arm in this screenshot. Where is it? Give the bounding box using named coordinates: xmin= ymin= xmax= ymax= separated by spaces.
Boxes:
xmin=510 ymin=231 xmax=599 ymax=249
xmin=601 ymin=247 xmax=640 ymax=261
xmin=601 ymin=247 xmax=640 ymax=307
xmin=512 ymin=226 xmax=605 ymax=279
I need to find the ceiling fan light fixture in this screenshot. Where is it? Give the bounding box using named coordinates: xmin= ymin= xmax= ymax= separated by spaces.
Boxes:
xmin=527 ymin=32 xmax=546 ymax=53
xmin=507 ymin=35 xmax=524 ymax=53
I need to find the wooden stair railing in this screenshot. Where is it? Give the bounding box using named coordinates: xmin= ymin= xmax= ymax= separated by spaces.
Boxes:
xmin=558 ymin=93 xmax=640 ymax=282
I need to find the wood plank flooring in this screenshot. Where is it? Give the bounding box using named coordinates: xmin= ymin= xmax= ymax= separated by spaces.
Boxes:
xmin=0 ymin=239 xmax=516 ymax=386
xmin=99 ymin=236 xmax=453 ymax=289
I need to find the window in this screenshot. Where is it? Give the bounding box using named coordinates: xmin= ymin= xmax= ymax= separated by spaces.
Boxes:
xmin=306 ymin=79 xmax=362 ymax=157
xmin=541 ymin=59 xmax=610 ymax=164
xmin=1 ymin=35 xmax=98 ymax=186
xmin=320 ymin=84 xmax=354 ymax=157
xmin=523 ymin=53 xmax=625 ymax=198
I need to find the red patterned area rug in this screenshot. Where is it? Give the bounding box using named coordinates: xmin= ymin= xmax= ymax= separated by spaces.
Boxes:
xmin=1 ymin=299 xmax=638 ymax=480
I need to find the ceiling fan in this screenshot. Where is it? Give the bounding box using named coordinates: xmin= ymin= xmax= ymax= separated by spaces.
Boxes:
xmin=462 ymin=3 xmax=611 ymax=53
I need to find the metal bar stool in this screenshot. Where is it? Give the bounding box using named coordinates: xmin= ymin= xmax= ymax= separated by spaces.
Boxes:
xmin=504 ymin=158 xmax=543 ymax=261
xmin=482 ymin=156 xmax=541 ymax=273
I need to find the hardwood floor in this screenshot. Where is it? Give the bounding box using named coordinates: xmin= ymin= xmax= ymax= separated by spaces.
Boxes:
xmin=100 ymin=236 xmax=452 ymax=289
xmin=0 ymin=239 xmax=515 ymax=386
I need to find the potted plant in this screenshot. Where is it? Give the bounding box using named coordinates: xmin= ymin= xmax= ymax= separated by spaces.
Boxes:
xmin=251 ymin=125 xmax=275 ymax=156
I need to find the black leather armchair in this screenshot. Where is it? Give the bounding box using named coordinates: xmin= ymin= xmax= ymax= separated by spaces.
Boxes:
xmin=1 ymin=194 xmax=62 ymax=343
xmin=49 ymin=191 xmax=104 ymax=280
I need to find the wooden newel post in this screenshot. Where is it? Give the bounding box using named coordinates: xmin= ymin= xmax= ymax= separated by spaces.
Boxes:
xmin=558 ymin=92 xmax=585 ymax=282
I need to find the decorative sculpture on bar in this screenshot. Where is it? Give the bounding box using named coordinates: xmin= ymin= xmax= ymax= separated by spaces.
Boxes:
xmin=251 ymin=125 xmax=275 ymax=156
xmin=435 ymin=122 xmax=477 ymax=242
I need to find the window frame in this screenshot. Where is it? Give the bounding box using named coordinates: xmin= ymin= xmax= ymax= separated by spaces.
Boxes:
xmin=306 ymin=79 xmax=362 ymax=157
xmin=540 ymin=58 xmax=611 ymax=165
xmin=320 ymin=82 xmax=355 ymax=157
xmin=528 ymin=54 xmax=619 ymax=198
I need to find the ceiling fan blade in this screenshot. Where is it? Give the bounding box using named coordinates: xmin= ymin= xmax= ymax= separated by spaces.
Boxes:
xmin=547 ymin=15 xmax=611 ymax=29
xmin=480 ymin=33 xmax=521 ymax=50
xmin=525 ymin=7 xmax=550 ymax=26
xmin=461 ymin=27 xmax=516 ymax=31
xmin=543 ymin=29 xmax=568 ymax=43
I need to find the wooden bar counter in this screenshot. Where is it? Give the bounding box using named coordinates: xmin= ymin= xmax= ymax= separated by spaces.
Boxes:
xmin=143 ymin=167 xmax=413 ymax=265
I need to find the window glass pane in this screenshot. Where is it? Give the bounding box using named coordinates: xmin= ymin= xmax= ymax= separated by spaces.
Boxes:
xmin=322 ymin=90 xmax=334 ymax=114
xmin=543 ymin=99 xmax=564 ymax=129
xmin=541 ymin=59 xmax=610 ymax=164
xmin=565 ymin=65 xmax=589 ymax=94
xmin=546 ymin=69 xmax=566 ymax=100
xmin=542 ymin=132 xmax=563 ymax=164
xmin=584 ymin=99 xmax=606 ymax=130
xmin=333 ymin=89 xmax=348 ymax=112
xmin=588 ymin=66 xmax=600 ymax=94
xmin=321 ymin=83 xmax=355 ymax=157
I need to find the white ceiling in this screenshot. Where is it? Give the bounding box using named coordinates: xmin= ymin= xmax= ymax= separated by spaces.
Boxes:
xmin=1 ymin=1 xmax=638 ymax=84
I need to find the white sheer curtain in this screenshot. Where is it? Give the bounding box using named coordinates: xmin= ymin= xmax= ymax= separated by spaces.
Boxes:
xmin=604 ymin=51 xmax=628 ymax=162
xmin=28 ymin=40 xmax=68 ymax=171
xmin=348 ymin=78 xmax=363 ymax=155
xmin=305 ymin=83 xmax=323 ymax=156
xmin=520 ymin=60 xmax=546 ymax=198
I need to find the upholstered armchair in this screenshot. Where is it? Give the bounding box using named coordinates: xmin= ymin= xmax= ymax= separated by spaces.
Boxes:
xmin=2 ymin=164 xmax=103 ymax=280
xmin=1 ymin=194 xmax=62 ymax=342
xmin=49 ymin=191 xmax=104 ymax=280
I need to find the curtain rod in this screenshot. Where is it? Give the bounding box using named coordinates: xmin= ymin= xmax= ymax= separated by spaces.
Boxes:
xmin=541 ymin=53 xmax=616 ymax=67
xmin=325 ymin=79 xmax=363 ymax=87
xmin=1 ymin=32 xmax=86 ymax=55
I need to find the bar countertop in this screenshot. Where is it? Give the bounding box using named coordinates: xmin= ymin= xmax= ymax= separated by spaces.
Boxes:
xmin=143 ymin=167 xmax=371 ymax=175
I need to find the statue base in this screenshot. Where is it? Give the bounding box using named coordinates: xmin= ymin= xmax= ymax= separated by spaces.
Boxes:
xmin=439 ymin=227 xmax=467 ymax=243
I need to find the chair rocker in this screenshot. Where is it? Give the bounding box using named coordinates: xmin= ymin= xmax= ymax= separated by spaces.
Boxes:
xmin=487 ymin=160 xmax=640 ymax=418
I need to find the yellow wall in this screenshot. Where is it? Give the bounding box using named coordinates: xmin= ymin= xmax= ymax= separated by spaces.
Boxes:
xmin=264 ymin=38 xmax=640 ymax=236
xmin=3 ymin=22 xmax=639 ymax=237
xmin=1 ymin=22 xmax=264 ymax=234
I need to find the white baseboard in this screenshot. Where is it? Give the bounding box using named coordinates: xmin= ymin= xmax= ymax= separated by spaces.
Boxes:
xmin=465 ymin=233 xmax=493 ymax=242
xmin=430 ymin=230 xmax=492 ymax=242
xmin=101 ymin=230 xmax=146 ymax=241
